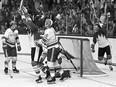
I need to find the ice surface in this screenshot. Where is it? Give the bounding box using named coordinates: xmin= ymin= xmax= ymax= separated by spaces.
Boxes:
xmin=0 ymin=54 xmax=116 ymax=87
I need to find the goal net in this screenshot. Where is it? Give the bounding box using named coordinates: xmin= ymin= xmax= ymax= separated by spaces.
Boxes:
xmin=58 ymin=36 xmax=106 ymax=77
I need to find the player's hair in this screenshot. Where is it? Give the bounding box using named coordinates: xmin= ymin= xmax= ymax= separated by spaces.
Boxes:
xmin=45 ymin=19 xmax=53 ymax=27
xmin=10 ymin=21 xmax=17 ymax=26
xmin=97 ymin=24 xmax=107 ymax=37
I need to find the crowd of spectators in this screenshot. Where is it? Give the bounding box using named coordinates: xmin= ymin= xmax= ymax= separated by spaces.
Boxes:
xmin=0 ymin=0 xmax=116 ymax=37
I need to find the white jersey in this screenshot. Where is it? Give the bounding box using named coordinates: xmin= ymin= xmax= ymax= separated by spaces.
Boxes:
xmin=42 ymin=27 xmax=58 ymax=48
xmin=97 ymin=34 xmax=110 ymax=48
xmin=4 ymin=28 xmax=19 ymax=47
xmin=28 ymin=34 xmax=36 ymax=47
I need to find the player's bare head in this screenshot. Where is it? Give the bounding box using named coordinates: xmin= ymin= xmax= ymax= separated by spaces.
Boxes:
xmin=94 ymin=24 xmax=101 ymax=32
xmin=10 ymin=21 xmax=17 ymax=30
xmin=45 ymin=19 xmax=53 ymax=28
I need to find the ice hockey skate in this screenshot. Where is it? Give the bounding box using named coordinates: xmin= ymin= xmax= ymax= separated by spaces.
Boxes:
xmin=4 ymin=67 xmax=8 ymax=75
xmin=13 ymin=67 xmax=19 ymax=73
xmin=47 ymin=76 xmax=56 ymax=84
xmin=103 ymin=58 xmax=113 ymax=71
xmin=36 ymin=76 xmax=43 ymax=83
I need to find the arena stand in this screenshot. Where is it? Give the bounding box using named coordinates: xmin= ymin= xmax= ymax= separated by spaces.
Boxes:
xmin=0 ymin=0 xmax=116 ymax=37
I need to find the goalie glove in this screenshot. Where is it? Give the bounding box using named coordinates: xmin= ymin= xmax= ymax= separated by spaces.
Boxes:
xmin=91 ymin=44 xmax=95 ymax=53
xmin=17 ymin=45 xmax=21 ymax=51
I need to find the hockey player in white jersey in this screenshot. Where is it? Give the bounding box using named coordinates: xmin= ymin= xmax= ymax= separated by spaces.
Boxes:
xmin=35 ymin=18 xmax=77 ymax=84
xmin=40 ymin=19 xmax=72 ymax=84
xmin=18 ymin=6 xmax=73 ymax=83
xmin=40 ymin=19 xmax=61 ymax=84
xmin=91 ymin=24 xmax=113 ymax=70
xmin=2 ymin=21 xmax=21 ymax=74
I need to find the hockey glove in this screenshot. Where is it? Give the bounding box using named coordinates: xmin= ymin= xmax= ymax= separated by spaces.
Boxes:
xmin=58 ymin=57 xmax=62 ymax=65
xmin=91 ymin=44 xmax=95 ymax=53
xmin=2 ymin=36 xmax=7 ymax=50
xmin=3 ymin=44 xmax=7 ymax=50
xmin=35 ymin=41 xmax=42 ymax=47
xmin=17 ymin=45 xmax=21 ymax=51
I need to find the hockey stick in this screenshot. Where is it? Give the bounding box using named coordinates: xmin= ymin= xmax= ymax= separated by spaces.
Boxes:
xmin=8 ymin=64 xmax=13 ymax=78
xmin=19 ymin=0 xmax=24 ymax=10
xmin=4 ymin=49 xmax=13 ymax=78
xmin=58 ymin=42 xmax=78 ymax=71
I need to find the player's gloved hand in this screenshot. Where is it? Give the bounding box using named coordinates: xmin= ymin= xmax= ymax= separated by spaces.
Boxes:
xmin=17 ymin=45 xmax=21 ymax=51
xmin=58 ymin=57 xmax=62 ymax=65
xmin=91 ymin=44 xmax=95 ymax=53
xmin=35 ymin=41 xmax=41 ymax=47
xmin=2 ymin=36 xmax=7 ymax=50
xmin=3 ymin=45 xmax=7 ymax=50
xmin=91 ymin=48 xmax=95 ymax=53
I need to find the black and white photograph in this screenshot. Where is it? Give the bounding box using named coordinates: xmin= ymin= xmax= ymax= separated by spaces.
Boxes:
xmin=0 ymin=0 xmax=116 ymax=87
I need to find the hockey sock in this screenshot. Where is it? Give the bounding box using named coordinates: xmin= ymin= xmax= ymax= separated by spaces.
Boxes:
xmin=12 ymin=61 xmax=17 ymax=69
xmin=55 ymin=65 xmax=62 ymax=78
xmin=4 ymin=60 xmax=10 ymax=69
xmin=107 ymin=59 xmax=112 ymax=66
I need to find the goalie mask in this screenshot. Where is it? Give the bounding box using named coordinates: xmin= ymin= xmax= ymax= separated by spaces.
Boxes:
xmin=45 ymin=19 xmax=53 ymax=27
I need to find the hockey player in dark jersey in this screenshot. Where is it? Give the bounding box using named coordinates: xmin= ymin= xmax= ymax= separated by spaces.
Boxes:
xmin=19 ymin=6 xmax=74 ymax=83
xmin=91 ymin=24 xmax=113 ymax=70
xmin=2 ymin=21 xmax=21 ymax=74
xmin=18 ymin=6 xmax=46 ymax=83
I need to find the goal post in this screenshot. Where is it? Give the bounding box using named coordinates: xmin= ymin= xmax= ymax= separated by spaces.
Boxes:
xmin=58 ymin=36 xmax=106 ymax=77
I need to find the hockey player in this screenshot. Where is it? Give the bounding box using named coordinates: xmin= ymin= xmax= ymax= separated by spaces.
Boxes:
xmin=91 ymin=24 xmax=113 ymax=70
xmin=19 ymin=6 xmax=73 ymax=83
xmin=18 ymin=6 xmax=46 ymax=83
xmin=40 ymin=19 xmax=73 ymax=84
xmin=40 ymin=19 xmax=61 ymax=84
xmin=28 ymin=30 xmax=44 ymax=83
xmin=2 ymin=21 xmax=21 ymax=74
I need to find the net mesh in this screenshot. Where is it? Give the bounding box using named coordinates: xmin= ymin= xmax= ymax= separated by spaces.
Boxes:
xmin=58 ymin=37 xmax=106 ymax=75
